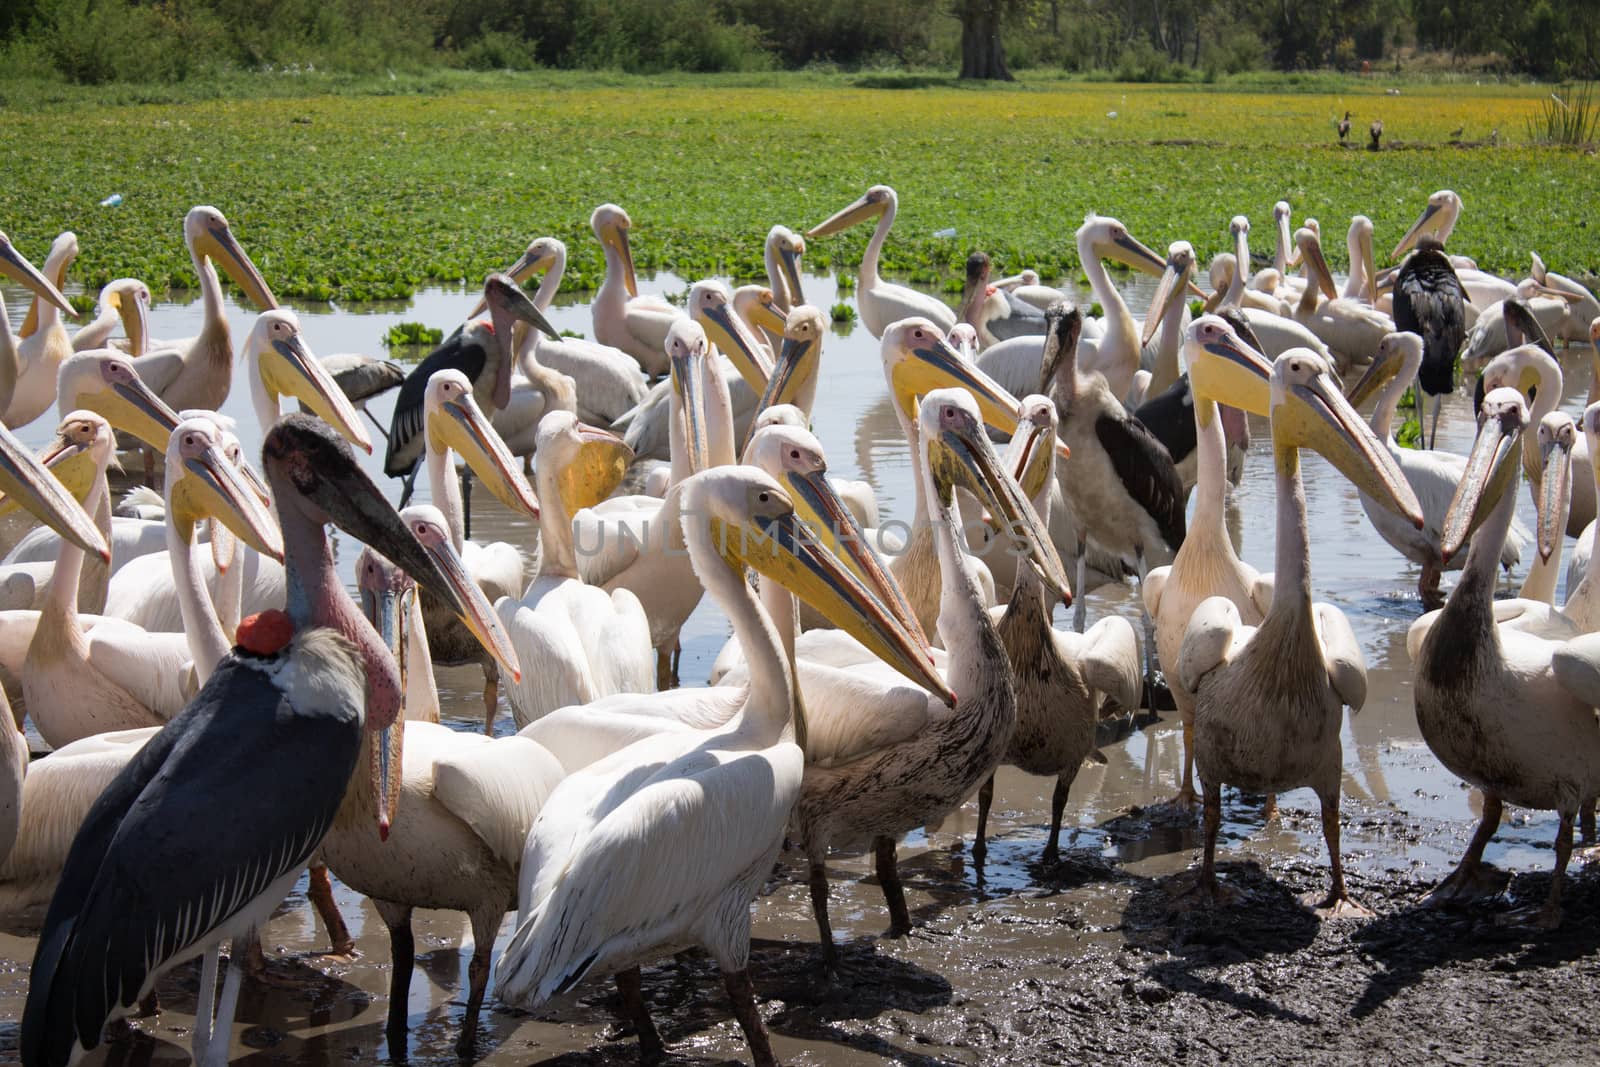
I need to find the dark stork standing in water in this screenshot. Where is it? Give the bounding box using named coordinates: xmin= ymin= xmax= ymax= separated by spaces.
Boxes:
xmin=1041 ymin=301 xmax=1184 ymax=701
xmin=315 ymin=351 xmax=405 ymax=439
xmin=384 ymin=273 xmax=557 ymax=507
xmin=1338 ymin=110 xmax=1352 ymax=143
xmin=1393 ymin=235 xmax=1466 ymax=450
xmin=20 ymin=415 xmax=481 ymax=1067
xmin=959 ymin=251 xmax=1046 ymax=344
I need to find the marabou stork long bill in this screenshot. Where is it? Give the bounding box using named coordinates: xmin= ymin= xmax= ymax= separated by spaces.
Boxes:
xmin=21 ymin=414 xmax=486 ymax=1067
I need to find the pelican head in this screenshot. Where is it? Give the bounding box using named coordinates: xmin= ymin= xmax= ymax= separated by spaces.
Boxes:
xmin=164 ymin=416 xmax=283 ymax=559
xmin=744 ymin=422 xmax=929 ymax=649
xmin=1006 ymin=393 xmax=1059 ymax=502
xmin=733 ymin=284 xmax=788 ymax=338
xmin=1441 ymin=386 xmax=1526 ymax=561
xmin=682 ymin=463 xmax=949 ymax=704
xmin=56 ymin=349 xmax=181 ymax=450
xmin=1535 ymin=411 xmax=1578 ymax=564
xmin=807 ymin=185 xmax=895 ymax=239
xmin=1294 ymin=228 xmax=1339 ymax=300
xmin=1392 ymin=190 xmax=1462 ymax=259
xmin=1184 ymin=316 xmax=1273 ymax=416
xmin=422 ymin=369 xmax=540 ymax=518
xmin=183 ymin=205 xmax=276 ymax=311
xmin=535 ymin=410 xmax=632 ymax=516
xmin=1229 ymin=214 xmax=1252 ymax=274
xmin=0 ymin=416 xmax=107 ymax=561
xmin=482 ymin=272 xmax=560 ymax=409
xmin=766 ymin=225 xmax=806 ymax=306
xmin=0 ymin=232 xmax=75 ymax=319
xmin=753 ymin=305 xmax=826 ymax=426
xmin=399 ymin=504 xmax=520 ymax=683
xmin=1269 ymin=349 xmax=1423 ymax=528
xmin=1078 ymin=214 xmax=1192 ymax=290
xmin=918 ymin=388 xmax=1073 ymax=604
xmin=358 ymin=543 xmax=414 ymax=670
xmin=750 ymin=403 xmax=805 ymax=436
xmin=1345 ymin=331 xmax=1424 ymax=410
xmin=1482 ymin=342 xmax=1558 ymax=404
xmin=948 ymin=322 xmax=979 ymax=361
xmin=591 ymin=203 xmax=637 ymax=298
xmin=99 ymin=279 xmax=151 ymax=356
xmin=882 ymin=317 xmax=1071 ymax=463
xmin=1141 ymin=240 xmax=1198 ymax=346
xmin=466 ymin=237 xmax=568 ymax=319
xmin=668 ymin=317 xmax=712 ymax=474
xmin=247 ymin=309 xmax=373 ymax=454
xmin=689 ymin=279 xmax=770 ymax=394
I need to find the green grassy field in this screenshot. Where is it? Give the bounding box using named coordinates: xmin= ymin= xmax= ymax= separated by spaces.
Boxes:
xmin=0 ymin=71 xmax=1590 ymax=301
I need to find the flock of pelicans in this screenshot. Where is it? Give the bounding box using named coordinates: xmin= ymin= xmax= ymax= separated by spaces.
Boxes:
xmin=0 ymin=183 xmax=1595 ymax=1066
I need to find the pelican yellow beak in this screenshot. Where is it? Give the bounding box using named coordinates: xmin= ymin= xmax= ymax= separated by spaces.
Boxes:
xmin=778 ymin=243 xmax=805 ymax=305
xmin=1536 ymin=425 xmax=1572 ymax=564
xmin=742 ymin=291 xmax=789 ymax=338
xmin=1534 ymin=283 xmax=1586 ymax=304
xmin=807 ymin=192 xmax=884 ymax=238
xmin=467 ymin=245 xmax=553 ymax=318
xmin=85 ymin=365 xmax=180 ymax=451
xmin=1232 ymin=221 xmax=1252 ymax=285
xmin=929 ymin=413 xmax=1073 ymax=604
xmin=1392 ymin=201 xmax=1443 ymax=260
xmin=557 ymin=423 xmax=633 ymax=516
xmin=1105 ymin=229 xmax=1203 ymax=297
xmin=1277 ymin=209 xmax=1295 ymax=268
xmin=715 ymin=496 xmax=950 ymax=703
xmin=1298 ymin=233 xmax=1339 ymax=300
xmin=895 ymin=333 xmax=1071 ymax=462
xmin=0 ymin=427 xmax=97 ymax=516
xmin=414 ymin=522 xmax=521 ymax=683
xmin=236 ymin=456 xmax=272 ymax=506
xmin=261 ymin=329 xmax=374 ymax=454
xmin=1441 ymin=395 xmax=1524 ymax=561
xmin=781 ymin=463 xmax=930 ymax=652
xmin=753 ymin=330 xmax=818 ymax=427
xmin=696 ymin=301 xmax=772 ymax=393
xmin=111 ymin=286 xmax=150 ymax=359
xmin=1188 ymin=324 xmax=1274 ymax=417
xmin=0 ymin=234 xmax=75 ymax=320
xmin=1141 ymin=250 xmax=1195 ymax=346
xmin=0 ymin=426 xmax=108 ymax=563
xmin=1343 ymin=343 xmax=1404 ymax=410
xmin=195 ymin=220 xmax=277 ymax=311
xmin=1273 ymin=366 xmax=1424 ymax=530
xmin=605 ymin=222 xmax=638 ymax=298
xmin=671 ymin=340 xmax=711 ymax=474
xmin=1008 ymin=411 xmax=1057 ymax=502
xmin=1361 ymin=226 xmax=1379 ymax=306
xmin=169 ymin=434 xmax=284 ymax=561
xmin=429 ymin=391 xmax=541 ymax=518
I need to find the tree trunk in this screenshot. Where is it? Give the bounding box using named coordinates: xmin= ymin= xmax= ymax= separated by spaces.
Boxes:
xmin=959 ymin=1 xmax=1014 ymax=80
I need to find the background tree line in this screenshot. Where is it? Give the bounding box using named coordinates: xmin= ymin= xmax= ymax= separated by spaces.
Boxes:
xmin=1 ymin=0 xmax=1593 ymax=85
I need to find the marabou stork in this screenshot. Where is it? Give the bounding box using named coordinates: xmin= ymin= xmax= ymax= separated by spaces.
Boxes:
xmin=316 ymin=351 xmax=405 ymax=439
xmin=1393 ymin=235 xmax=1466 ymax=450
xmin=20 ymin=414 xmax=480 ymax=1067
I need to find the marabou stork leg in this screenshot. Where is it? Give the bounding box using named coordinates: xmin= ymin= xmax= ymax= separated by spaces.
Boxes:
xmin=1043 ymin=771 xmax=1074 ymax=863
xmin=1072 ymin=540 xmax=1088 ymax=633
xmin=972 ymin=774 xmax=994 ymax=870
xmin=374 ymin=900 xmax=414 ymax=1055
xmin=307 ymin=862 xmax=356 ymax=956
xmin=874 ymin=835 xmax=912 ymax=937
xmin=201 ymin=936 xmax=250 ymax=1067
xmin=192 ymin=946 xmax=220 ymax=1063
xmin=459 ymin=908 xmax=499 ymax=1057
xmin=807 ymin=854 xmax=840 ymax=976
xmin=363 ymin=407 xmax=391 ymax=440
xmin=398 ymin=464 xmax=421 ymax=509
xmin=614 ymin=965 xmax=664 ymax=1064
xmin=460 ymin=465 xmax=473 ymax=543
xmin=723 ymin=968 xmax=777 ymax=1067
xmin=1135 ymin=551 xmax=1157 ymax=704
xmin=1428 ymin=394 xmax=1444 ymax=454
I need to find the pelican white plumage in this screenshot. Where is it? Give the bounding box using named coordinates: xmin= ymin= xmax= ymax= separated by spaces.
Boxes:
xmin=0 ymin=233 xmax=78 ymax=419
xmin=1343 ymin=332 xmax=1522 ymax=607
xmin=590 ymin=203 xmax=678 ymax=377
xmin=1528 ymin=252 xmax=1600 ymax=342
xmin=1290 ymin=226 xmax=1394 ymax=373
xmin=806 ymin=185 xmax=956 ymax=339
xmin=1204 ymin=219 xmax=1334 ymax=361
xmin=1179 ymin=348 xmax=1423 ymax=914
xmin=496 ymin=411 xmax=652 ymax=728
xmin=7 ymin=232 xmax=78 ymax=429
xmin=764 ymin=223 xmax=806 ymax=317
xmin=70 ymin=279 xmax=151 ymax=355
xmin=495 ymin=463 xmax=945 ymax=1065
xmin=1408 ymin=387 xmax=1600 ymax=928
xmin=1481 ymin=344 xmax=1593 ymax=537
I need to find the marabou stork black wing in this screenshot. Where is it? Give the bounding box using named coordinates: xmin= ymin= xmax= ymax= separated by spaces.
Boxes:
xmin=21 ymin=651 xmax=363 ymax=1067
xmin=1393 ymin=248 xmax=1466 ymax=398
xmin=1133 ymin=373 xmax=1197 ymax=468
xmin=1096 ymin=410 xmax=1187 ymax=553
xmin=383 ymin=324 xmax=485 ymax=477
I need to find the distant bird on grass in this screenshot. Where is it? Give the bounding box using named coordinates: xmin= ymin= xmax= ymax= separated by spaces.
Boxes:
xmin=1338 ymin=111 xmax=1352 ymax=142
xmin=1369 ymin=120 xmax=1384 ymax=150
xmin=1449 ymin=125 xmax=1464 ymax=140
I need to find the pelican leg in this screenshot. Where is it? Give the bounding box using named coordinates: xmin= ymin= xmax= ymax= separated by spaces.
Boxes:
xmin=874 ymin=834 xmax=912 ymax=937
xmin=1134 ymin=552 xmax=1156 ymax=705
xmin=722 ymin=968 xmax=777 ymax=1067
xmin=1584 ymin=801 xmax=1596 ymax=846
xmin=1425 ymin=791 xmax=1509 ymax=907
xmin=1043 ymin=771 xmax=1074 ymax=864
xmin=1170 ymin=712 xmax=1199 ymax=809
xmin=1307 ymin=794 xmax=1372 ymax=918
xmin=807 ymin=857 xmax=839 ymax=976
xmin=655 ymin=647 xmax=673 ymax=691
xmin=972 ymin=774 xmax=994 ymax=870
xmin=308 ymin=862 xmax=356 ymax=957
xmin=1418 ymin=561 xmax=1443 ymax=610
xmin=614 ymin=965 xmax=665 ymax=1064
xmin=671 ymin=640 xmax=682 ymax=683
xmin=482 ymin=661 xmax=499 ymax=735
xmin=1262 ymin=793 xmax=1279 ymax=821
xmin=459 ymin=909 xmax=498 ymax=1057
xmin=1072 ymin=541 xmax=1088 ymax=633
xmin=193 ymin=946 xmax=220 ymax=1064
xmin=201 ymin=936 xmax=249 ymax=1067
xmin=373 ymin=900 xmax=414 ymax=1055
xmin=1200 ymin=781 xmax=1222 ymax=900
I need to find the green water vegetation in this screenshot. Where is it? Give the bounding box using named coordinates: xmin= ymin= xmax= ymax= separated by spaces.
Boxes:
xmin=383 ymin=322 xmax=444 ymax=347
xmin=0 ymin=74 xmax=1592 ymax=302
xmin=830 ymin=302 xmax=857 ymax=324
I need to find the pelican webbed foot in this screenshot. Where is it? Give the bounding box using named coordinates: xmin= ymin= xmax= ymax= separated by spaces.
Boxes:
xmin=1304 ymin=889 xmax=1374 ymax=920
xmin=1425 ymin=792 xmax=1509 ymax=908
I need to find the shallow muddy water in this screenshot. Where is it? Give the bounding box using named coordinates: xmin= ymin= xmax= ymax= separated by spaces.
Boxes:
xmin=1 ymin=266 xmax=1597 ymax=1065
